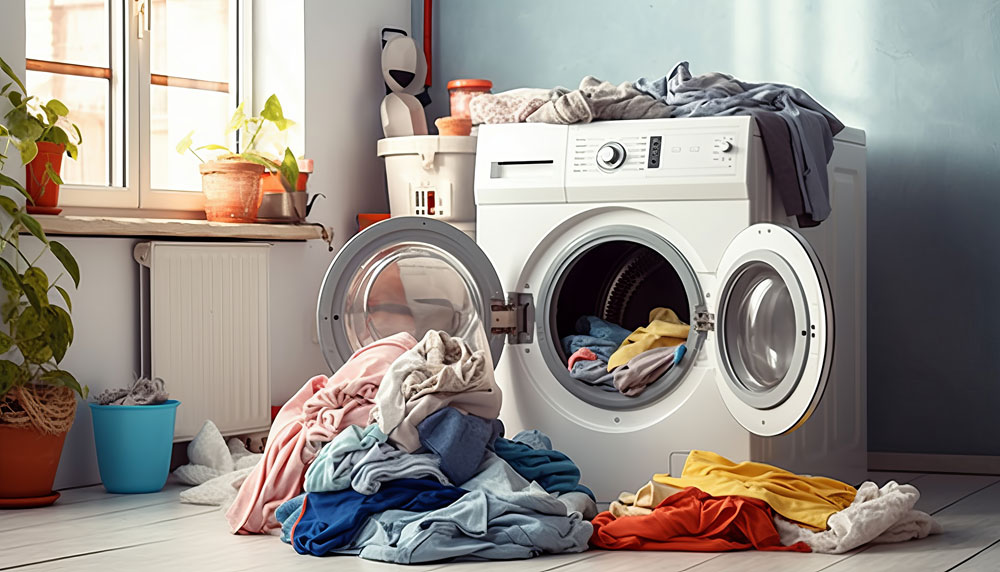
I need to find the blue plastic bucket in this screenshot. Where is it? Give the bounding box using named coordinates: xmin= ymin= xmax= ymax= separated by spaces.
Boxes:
xmin=89 ymin=400 xmax=180 ymax=494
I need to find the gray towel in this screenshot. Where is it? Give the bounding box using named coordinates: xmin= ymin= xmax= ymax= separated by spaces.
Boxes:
xmin=527 ymin=76 xmax=674 ymax=124
xmin=612 ymin=346 xmax=678 ymax=397
xmin=636 ymin=61 xmax=844 ymax=226
xmin=94 ymin=376 xmax=168 ymax=405
xmin=569 ymin=359 xmax=618 ymax=392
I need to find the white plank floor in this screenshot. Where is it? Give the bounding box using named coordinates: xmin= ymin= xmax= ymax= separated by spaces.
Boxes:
xmin=2 ymin=472 xmax=999 ymax=571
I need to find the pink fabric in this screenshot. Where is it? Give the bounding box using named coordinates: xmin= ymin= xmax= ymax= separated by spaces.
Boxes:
xmin=225 ymin=332 xmax=417 ymax=534
xmin=567 ymin=348 xmax=599 ymax=371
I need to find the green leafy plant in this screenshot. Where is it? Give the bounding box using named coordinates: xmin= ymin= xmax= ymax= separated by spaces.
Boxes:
xmin=0 ymin=56 xmax=82 ymax=192
xmin=0 ymin=59 xmax=84 ymax=403
xmin=0 ymin=197 xmax=84 ymax=401
xmin=176 ymin=94 xmax=299 ymax=192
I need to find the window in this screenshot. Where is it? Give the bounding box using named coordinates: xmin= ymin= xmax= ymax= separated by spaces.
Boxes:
xmin=25 ymin=0 xmax=249 ymax=212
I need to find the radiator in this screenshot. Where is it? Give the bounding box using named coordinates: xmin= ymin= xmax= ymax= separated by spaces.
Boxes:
xmin=134 ymin=242 xmax=271 ymax=441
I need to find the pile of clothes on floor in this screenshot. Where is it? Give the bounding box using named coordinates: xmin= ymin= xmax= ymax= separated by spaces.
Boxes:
xmin=178 ymin=330 xmax=597 ymax=564
xmin=562 ymin=308 xmax=687 ymax=397
xmin=594 ymin=450 xmax=941 ymax=553
xmin=469 ymin=60 xmax=843 ymax=227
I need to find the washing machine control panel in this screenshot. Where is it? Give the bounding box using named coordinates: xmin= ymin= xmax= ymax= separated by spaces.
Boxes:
xmin=571 ymin=132 xmax=738 ymax=178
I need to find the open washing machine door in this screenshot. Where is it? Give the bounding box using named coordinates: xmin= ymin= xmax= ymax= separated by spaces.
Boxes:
xmin=317 ymin=217 xmax=514 ymax=371
xmin=711 ymin=223 xmax=833 ymax=437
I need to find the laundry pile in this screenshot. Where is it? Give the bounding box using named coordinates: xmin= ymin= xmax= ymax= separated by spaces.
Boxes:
xmin=561 ymin=308 xmax=688 ymax=397
xmin=593 ymin=450 xmax=940 ymax=553
xmin=469 ymin=60 xmax=843 ymax=227
xmin=192 ymin=329 xmax=595 ymax=563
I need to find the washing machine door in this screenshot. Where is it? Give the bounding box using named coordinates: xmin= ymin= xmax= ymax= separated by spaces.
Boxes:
xmin=713 ymin=223 xmax=833 ymax=437
xmin=317 ymin=217 xmax=507 ymax=371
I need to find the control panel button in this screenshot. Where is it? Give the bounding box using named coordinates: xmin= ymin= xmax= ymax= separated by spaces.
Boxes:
xmin=596 ymin=141 xmax=627 ymax=171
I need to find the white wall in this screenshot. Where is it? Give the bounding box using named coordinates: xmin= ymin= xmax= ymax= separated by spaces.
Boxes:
xmin=0 ymin=0 xmax=410 ymax=488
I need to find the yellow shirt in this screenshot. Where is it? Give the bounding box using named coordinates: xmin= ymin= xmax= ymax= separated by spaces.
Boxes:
xmin=653 ymin=450 xmax=856 ymax=530
xmin=607 ymin=307 xmax=689 ymax=370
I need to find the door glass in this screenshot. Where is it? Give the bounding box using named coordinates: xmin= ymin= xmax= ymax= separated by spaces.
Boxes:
xmin=723 ymin=262 xmax=796 ymax=391
xmin=149 ymin=0 xmax=232 ymax=191
xmin=342 ymin=242 xmax=486 ymax=352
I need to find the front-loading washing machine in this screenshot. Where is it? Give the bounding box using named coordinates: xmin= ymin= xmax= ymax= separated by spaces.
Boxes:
xmin=317 ymin=116 xmax=867 ymax=503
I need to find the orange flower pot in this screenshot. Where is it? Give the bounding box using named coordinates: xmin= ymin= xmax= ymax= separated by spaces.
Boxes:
xmin=25 ymin=141 xmax=65 ymax=215
xmin=199 ymin=160 xmax=266 ymax=223
xmin=0 ymin=424 xmax=68 ymax=507
xmin=260 ymin=158 xmax=314 ymax=194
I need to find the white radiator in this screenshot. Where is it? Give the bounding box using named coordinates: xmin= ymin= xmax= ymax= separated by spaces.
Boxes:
xmin=134 ymin=242 xmax=271 ymax=441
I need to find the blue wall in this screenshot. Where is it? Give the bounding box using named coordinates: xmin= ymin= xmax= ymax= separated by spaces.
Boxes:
xmin=416 ymin=0 xmax=1000 ymax=456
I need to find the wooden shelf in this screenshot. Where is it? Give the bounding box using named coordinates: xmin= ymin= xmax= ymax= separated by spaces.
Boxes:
xmin=27 ymin=215 xmax=332 ymax=243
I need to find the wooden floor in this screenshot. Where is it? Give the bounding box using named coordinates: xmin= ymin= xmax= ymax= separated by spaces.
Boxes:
xmin=3 ymin=471 xmax=1000 ymax=571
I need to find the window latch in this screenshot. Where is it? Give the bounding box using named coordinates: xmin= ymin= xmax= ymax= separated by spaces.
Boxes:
xmin=134 ymin=0 xmax=150 ymax=39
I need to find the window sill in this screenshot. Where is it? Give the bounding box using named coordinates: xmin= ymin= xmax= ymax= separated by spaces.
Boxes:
xmin=27 ymin=214 xmax=332 ymax=243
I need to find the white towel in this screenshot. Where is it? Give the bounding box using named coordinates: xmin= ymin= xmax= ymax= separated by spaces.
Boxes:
xmin=775 ymin=481 xmax=941 ymax=553
xmin=174 ymin=420 xmax=262 ymax=506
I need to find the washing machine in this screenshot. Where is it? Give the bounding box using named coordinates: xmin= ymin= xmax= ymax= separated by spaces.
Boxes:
xmin=317 ymin=116 xmax=867 ymax=503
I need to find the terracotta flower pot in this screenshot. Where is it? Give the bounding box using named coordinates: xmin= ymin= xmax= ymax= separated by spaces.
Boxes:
xmin=0 ymin=424 xmax=69 ymax=507
xmin=25 ymin=141 xmax=66 ymax=215
xmin=199 ymin=160 xmax=266 ymax=223
xmin=260 ymin=158 xmax=314 ymax=194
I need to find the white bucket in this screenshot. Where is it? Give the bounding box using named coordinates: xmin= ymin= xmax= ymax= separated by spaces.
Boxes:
xmin=377 ymin=135 xmax=477 ymax=224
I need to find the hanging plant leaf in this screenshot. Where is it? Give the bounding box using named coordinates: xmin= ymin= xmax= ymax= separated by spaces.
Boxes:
xmin=0 ymin=258 xmax=22 ymax=295
xmin=196 ymin=144 xmax=232 ymax=152
xmin=46 ymin=99 xmax=68 ymax=117
xmin=176 ymin=130 xmax=195 ymax=155
xmin=41 ymin=369 xmax=85 ymax=398
xmin=279 ymin=147 xmax=300 ymax=193
xmin=44 ymin=162 xmax=64 ymax=186
xmin=72 ymin=123 xmax=82 ymax=145
xmin=17 ymin=212 xmax=47 ymax=244
xmin=49 ymin=241 xmax=80 ymax=287
xmin=0 ymin=82 xmax=10 ymax=96
xmin=17 ymin=307 xmax=44 ymax=340
xmin=0 ymin=173 xmax=29 ymax=200
xmin=0 ymin=331 xmax=12 ymax=354
xmin=227 ymin=102 xmax=246 ymax=133
xmin=65 ymin=141 xmax=78 ymax=160
xmin=0 ymin=56 xmax=25 ymax=92
xmin=260 ymin=94 xmax=292 ymax=131
xmin=22 ymin=267 xmax=48 ymax=293
xmin=55 ymin=285 xmax=72 ymax=312
xmin=44 ymin=305 xmax=71 ymax=363
xmin=15 ymin=139 xmax=38 ymax=166
xmin=6 ymin=107 xmax=43 ymax=141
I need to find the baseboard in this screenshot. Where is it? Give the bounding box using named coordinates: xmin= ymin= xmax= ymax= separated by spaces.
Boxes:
xmin=870 ymin=452 xmax=1000 ymax=475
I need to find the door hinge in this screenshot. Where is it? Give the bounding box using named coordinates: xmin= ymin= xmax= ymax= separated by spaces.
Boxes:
xmin=695 ymin=311 xmax=715 ymax=332
xmin=490 ymin=292 xmax=534 ymax=345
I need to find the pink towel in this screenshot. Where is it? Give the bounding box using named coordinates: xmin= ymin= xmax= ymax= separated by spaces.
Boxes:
xmin=567 ymin=348 xmax=599 ymax=371
xmin=225 ymin=332 xmax=417 ymax=534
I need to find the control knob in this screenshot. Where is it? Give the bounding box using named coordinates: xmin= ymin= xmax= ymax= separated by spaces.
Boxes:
xmin=718 ymin=140 xmax=733 ymax=153
xmin=596 ymin=142 xmax=627 ymax=171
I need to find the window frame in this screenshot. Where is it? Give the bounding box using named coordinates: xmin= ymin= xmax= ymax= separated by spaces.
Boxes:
xmin=41 ymin=0 xmax=251 ymax=213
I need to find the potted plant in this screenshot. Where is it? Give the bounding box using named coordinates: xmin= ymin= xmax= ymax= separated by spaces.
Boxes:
xmin=176 ymin=94 xmax=301 ymax=223
xmin=0 ymin=152 xmax=83 ymax=506
xmin=0 ymin=56 xmax=82 ymax=215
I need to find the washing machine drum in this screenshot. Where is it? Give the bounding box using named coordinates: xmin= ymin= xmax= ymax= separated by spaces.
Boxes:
xmin=317 ymin=217 xmax=835 ymax=438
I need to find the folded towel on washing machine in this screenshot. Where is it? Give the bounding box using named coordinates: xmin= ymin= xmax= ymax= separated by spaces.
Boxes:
xmin=653 ymin=450 xmax=856 ymax=531
xmin=526 ymin=76 xmax=675 ymax=125
xmin=774 ymin=480 xmax=940 ymax=554
xmin=226 ymin=332 xmax=417 ymax=535
xmin=613 ymin=344 xmax=687 ymax=397
xmin=607 ymin=308 xmax=689 ymax=370
xmin=370 ymin=330 xmax=502 ymax=453
xmin=469 ymin=88 xmax=554 ymax=125
xmin=590 ymin=486 xmax=812 ymax=552
xmin=561 ymin=316 xmax=631 ymax=363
